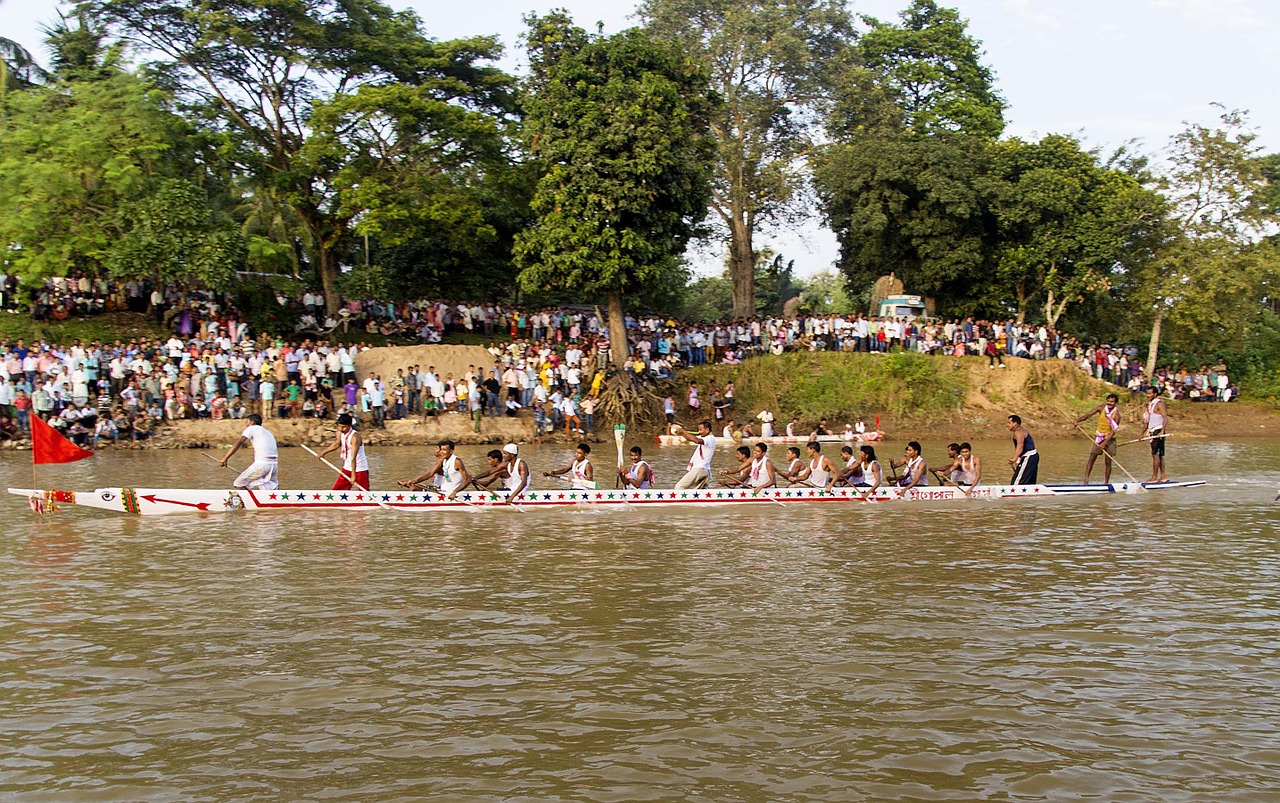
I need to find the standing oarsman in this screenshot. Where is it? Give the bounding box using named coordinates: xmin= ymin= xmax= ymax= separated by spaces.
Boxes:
xmin=674 ymin=419 xmax=717 ymax=489
xmin=545 ymin=442 xmax=594 ymax=489
xmin=219 ymin=413 xmax=279 ymax=490
xmin=317 ymin=412 xmax=369 ymax=491
xmin=1074 ymin=393 xmax=1121 ymax=484
xmin=1144 ymin=386 xmax=1169 ymax=482
xmin=1007 ymin=414 xmax=1038 ymax=485
xmin=617 ymin=446 xmax=654 ymax=489
xmin=399 ymin=440 xmax=470 ymax=500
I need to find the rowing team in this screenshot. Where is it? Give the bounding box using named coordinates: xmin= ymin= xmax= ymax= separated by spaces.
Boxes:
xmin=669 ymin=419 xmax=992 ymax=494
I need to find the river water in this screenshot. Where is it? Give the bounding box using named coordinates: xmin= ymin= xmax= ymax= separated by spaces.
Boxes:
xmin=2 ymin=437 xmax=1278 ymax=801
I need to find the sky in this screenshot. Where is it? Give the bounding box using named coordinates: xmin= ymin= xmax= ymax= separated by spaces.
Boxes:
xmin=4 ymin=0 xmax=1278 ymax=278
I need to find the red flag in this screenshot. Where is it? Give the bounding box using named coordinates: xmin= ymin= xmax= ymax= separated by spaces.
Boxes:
xmin=30 ymin=415 xmax=93 ymax=465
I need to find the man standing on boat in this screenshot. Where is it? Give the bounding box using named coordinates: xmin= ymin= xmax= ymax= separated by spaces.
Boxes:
xmin=500 ymin=443 xmax=531 ymax=504
xmin=399 ymin=440 xmax=470 ymax=500
xmin=674 ymin=419 xmax=717 ymax=489
xmin=219 ymin=413 xmax=279 ymax=490
xmin=1144 ymin=386 xmax=1169 ymax=482
xmin=1074 ymin=393 xmax=1121 ymax=484
xmin=1007 ymin=414 xmax=1038 ymax=484
xmin=317 ymin=412 xmax=369 ymax=491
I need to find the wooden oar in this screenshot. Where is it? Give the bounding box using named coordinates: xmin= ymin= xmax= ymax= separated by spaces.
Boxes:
xmin=203 ymin=452 xmax=235 ymax=470
xmin=549 ymin=474 xmax=600 ymax=491
xmin=1118 ymin=432 xmax=1194 ymax=447
xmin=301 ymin=444 xmax=397 ymax=509
xmin=930 ymin=469 xmax=972 ymax=498
xmin=470 ymin=479 xmax=527 ymax=513
xmin=720 ymin=474 xmax=786 ymax=507
xmin=613 ymin=424 xmax=626 ymax=489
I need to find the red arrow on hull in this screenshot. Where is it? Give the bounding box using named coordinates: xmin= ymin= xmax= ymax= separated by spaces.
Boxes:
xmin=140 ymin=494 xmax=211 ymax=511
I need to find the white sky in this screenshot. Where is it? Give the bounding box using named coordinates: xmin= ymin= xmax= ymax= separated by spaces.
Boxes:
xmin=5 ymin=0 xmax=1278 ymax=277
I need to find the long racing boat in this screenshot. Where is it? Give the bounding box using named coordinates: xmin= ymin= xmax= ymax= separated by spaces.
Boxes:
xmin=10 ymin=480 xmax=1205 ymax=517
xmin=654 ymin=432 xmax=884 ymax=447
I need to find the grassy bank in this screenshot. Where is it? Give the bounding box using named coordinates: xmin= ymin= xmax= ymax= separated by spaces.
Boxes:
xmin=681 ymin=351 xmax=969 ymax=427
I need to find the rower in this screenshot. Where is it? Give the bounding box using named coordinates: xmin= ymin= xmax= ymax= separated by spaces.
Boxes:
xmin=545 ymin=442 xmax=594 ymax=489
xmin=955 ymin=442 xmax=981 ymax=488
xmin=890 ymin=441 xmax=928 ymax=489
xmin=842 ymin=423 xmax=856 ymax=442
xmin=471 ymin=449 xmax=508 ymax=491
xmin=929 ymin=443 xmax=963 ymax=485
xmin=500 ymin=443 xmax=530 ymax=504
xmin=673 ymin=419 xmax=717 ymax=489
xmin=782 ymin=446 xmax=805 ymax=484
xmin=400 ymin=439 xmax=470 ymax=500
xmin=219 ymin=413 xmax=279 ymax=490
xmin=785 ymin=416 xmax=800 ymax=437
xmin=833 ymin=444 xmax=861 ymax=488
xmin=746 ymin=442 xmax=777 ymax=489
xmin=1007 ymin=415 xmax=1038 ymax=484
xmin=855 ymin=444 xmax=884 ymax=493
xmin=810 ymin=418 xmax=832 ymax=438
xmin=719 ymin=445 xmax=753 ymax=486
xmin=854 ymin=417 xmax=867 ymax=435
xmin=617 ymin=446 xmax=654 ymax=489
xmin=1074 ymin=392 xmax=1121 ymax=484
xmin=797 ymin=441 xmax=836 ymax=488
xmin=316 ymin=412 xmax=368 ymax=491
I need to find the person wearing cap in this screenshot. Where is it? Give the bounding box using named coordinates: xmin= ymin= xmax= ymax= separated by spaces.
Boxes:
xmin=499 ymin=443 xmax=530 ymax=504
xmin=317 ymin=412 xmax=369 ymax=491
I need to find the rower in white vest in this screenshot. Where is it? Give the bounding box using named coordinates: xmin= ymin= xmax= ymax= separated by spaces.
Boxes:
xmin=545 ymin=442 xmax=594 ymax=489
xmin=399 ymin=439 xmax=470 ymax=500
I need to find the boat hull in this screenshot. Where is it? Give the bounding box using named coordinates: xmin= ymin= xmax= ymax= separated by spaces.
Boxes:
xmin=9 ymin=481 xmax=1206 ymax=516
xmin=654 ymin=433 xmax=883 ymax=447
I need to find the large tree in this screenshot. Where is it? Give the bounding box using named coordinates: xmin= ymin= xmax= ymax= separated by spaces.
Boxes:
xmin=84 ymin=0 xmax=516 ymax=315
xmin=1137 ymin=108 xmax=1279 ymax=375
xmin=981 ymin=134 xmax=1167 ymax=326
xmin=0 ymin=58 xmax=242 ymax=286
xmin=515 ymin=14 xmax=714 ymax=368
xmin=638 ymin=0 xmax=854 ymax=318
xmin=816 ymin=0 xmax=1004 ymax=313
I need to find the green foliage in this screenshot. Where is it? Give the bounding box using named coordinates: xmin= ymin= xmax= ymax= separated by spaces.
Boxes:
xmin=86 ymin=0 xmax=519 ymax=310
xmin=515 ymin=15 xmax=715 ymax=300
xmin=232 ymin=281 xmax=299 ymax=340
xmin=815 ymin=133 xmax=990 ymax=314
xmin=842 ymin=0 xmax=1005 ymax=139
xmin=0 ymin=69 xmax=202 ymax=281
xmin=982 ymin=134 xmax=1168 ymax=325
xmin=107 ymin=179 xmax=245 ymax=287
xmin=685 ymin=350 xmax=967 ymax=424
xmin=798 ymin=270 xmax=856 ymax=315
xmin=639 ymin=0 xmax=855 ymax=317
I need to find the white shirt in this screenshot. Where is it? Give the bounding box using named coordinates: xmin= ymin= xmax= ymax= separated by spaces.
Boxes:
xmin=241 ymin=424 xmax=278 ymax=461
xmin=688 ymin=434 xmax=717 ymax=472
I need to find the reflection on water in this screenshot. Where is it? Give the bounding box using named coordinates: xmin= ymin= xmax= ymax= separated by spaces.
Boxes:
xmin=1 ymin=440 xmax=1279 ymax=800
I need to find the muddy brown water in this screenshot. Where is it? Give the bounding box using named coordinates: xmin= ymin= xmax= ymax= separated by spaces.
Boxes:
xmin=2 ymin=439 xmax=1278 ymax=800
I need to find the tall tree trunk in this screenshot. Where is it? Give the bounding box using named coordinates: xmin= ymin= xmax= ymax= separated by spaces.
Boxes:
xmin=299 ymin=208 xmax=344 ymax=317
xmin=607 ymin=289 xmax=629 ymax=371
xmin=729 ymin=215 xmax=754 ymax=320
xmin=1145 ymin=309 xmax=1163 ymax=380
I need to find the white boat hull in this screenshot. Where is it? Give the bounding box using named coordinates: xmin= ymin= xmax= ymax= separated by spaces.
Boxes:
xmin=654 ymin=433 xmax=884 ymax=447
xmin=9 ymin=481 xmax=1206 ymax=517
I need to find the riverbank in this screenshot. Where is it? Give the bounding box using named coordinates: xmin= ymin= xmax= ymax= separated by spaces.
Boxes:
xmin=676 ymin=350 xmax=1280 ymax=441
xmin=4 ymin=345 xmax=1277 ymax=454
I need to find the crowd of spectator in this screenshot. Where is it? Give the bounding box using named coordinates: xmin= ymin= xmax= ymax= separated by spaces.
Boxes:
xmin=0 ymin=274 xmax=1239 ymax=447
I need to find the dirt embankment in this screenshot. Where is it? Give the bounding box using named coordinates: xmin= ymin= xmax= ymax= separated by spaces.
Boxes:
xmin=957 ymin=358 xmax=1278 ymax=440
xmin=6 ymin=347 xmax=1274 ymax=453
